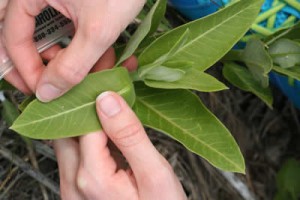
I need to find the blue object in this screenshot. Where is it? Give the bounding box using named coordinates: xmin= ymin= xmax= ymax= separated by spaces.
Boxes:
xmin=270 ymin=72 xmax=300 ymax=109
xmin=169 ymin=0 xmax=300 ymax=109
xmin=168 ymin=0 xmax=223 ymax=19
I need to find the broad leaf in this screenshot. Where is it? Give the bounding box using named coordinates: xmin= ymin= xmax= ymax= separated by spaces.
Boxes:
xmin=223 ymin=62 xmax=273 ymax=108
xmin=242 ymin=39 xmax=273 ymax=88
xmin=272 ymin=65 xmax=300 ymax=81
xmin=11 ymin=68 xmax=135 ymax=139
xmin=133 ymin=83 xmax=245 ymax=173
xmin=275 ymin=159 xmax=300 ymax=200
xmin=269 ymin=39 xmax=300 ymax=69
xmin=138 ymin=29 xmax=191 ymax=77
xmin=116 ymin=0 xmax=167 ymax=65
xmin=138 ymin=0 xmax=264 ymax=70
xmin=265 ymin=22 xmax=300 ymax=45
xmin=144 ymin=68 xmax=228 ymax=92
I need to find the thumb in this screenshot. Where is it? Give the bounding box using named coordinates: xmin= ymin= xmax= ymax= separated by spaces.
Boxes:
xmin=95 ymin=92 xmax=165 ymax=175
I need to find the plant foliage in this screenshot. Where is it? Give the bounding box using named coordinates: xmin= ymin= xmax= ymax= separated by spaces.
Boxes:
xmin=11 ymin=0 xmax=266 ymax=173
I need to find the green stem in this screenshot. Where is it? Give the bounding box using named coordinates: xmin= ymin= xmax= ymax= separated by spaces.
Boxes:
xmin=284 ymin=0 xmax=300 ymax=12
xmin=240 ymin=34 xmax=262 ymax=43
xmin=267 ymin=0 xmax=279 ymax=29
xmin=251 ymin=24 xmax=274 ymax=36
xmin=281 ymin=15 xmax=296 ymax=28
xmin=255 ymin=2 xmax=285 ymax=24
xmin=130 ymin=71 xmax=142 ymax=82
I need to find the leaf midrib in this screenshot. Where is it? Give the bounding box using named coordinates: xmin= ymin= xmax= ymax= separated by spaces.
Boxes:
xmin=178 ymin=1 xmax=258 ymax=54
xmin=13 ymin=86 xmax=132 ymax=129
xmin=136 ymin=96 xmax=243 ymax=171
xmin=270 ymin=52 xmax=300 ymax=57
xmin=12 ymin=101 xmax=95 ymax=129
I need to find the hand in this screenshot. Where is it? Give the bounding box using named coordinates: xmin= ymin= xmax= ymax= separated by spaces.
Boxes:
xmin=54 ymin=91 xmax=187 ymax=200
xmin=2 ymin=0 xmax=145 ymax=102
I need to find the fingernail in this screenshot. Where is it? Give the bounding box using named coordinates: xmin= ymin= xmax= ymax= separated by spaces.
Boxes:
xmin=36 ymin=84 xmax=62 ymax=102
xmin=97 ymin=92 xmax=121 ymax=117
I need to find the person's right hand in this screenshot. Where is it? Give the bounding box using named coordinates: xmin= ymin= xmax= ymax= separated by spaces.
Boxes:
xmin=2 ymin=0 xmax=145 ymax=102
xmin=54 ymin=91 xmax=188 ymax=200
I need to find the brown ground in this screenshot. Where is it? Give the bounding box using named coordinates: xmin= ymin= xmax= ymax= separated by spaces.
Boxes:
xmin=0 ymin=64 xmax=299 ymax=200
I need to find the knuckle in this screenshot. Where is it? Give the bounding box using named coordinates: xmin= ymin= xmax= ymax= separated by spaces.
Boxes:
xmin=112 ymin=122 xmax=145 ymax=148
xmin=55 ymin=63 xmax=86 ymax=87
xmin=83 ymin=21 xmax=119 ymax=47
xmin=76 ymin=167 xmax=98 ymax=197
xmin=140 ymin=164 xmax=174 ymax=190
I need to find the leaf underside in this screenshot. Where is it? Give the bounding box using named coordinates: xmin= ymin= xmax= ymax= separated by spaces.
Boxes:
xmin=11 ymin=68 xmax=135 ymax=139
xmin=133 ymin=83 xmax=245 ymax=173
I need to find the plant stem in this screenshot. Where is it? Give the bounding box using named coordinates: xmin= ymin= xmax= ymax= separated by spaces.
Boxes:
xmin=281 ymin=15 xmax=297 ymax=28
xmin=251 ymin=24 xmax=274 ymax=36
xmin=0 ymin=144 xmax=60 ymax=195
xmin=255 ymin=2 xmax=285 ymax=24
xmin=284 ymin=0 xmax=300 ymax=12
xmin=267 ymin=0 xmax=279 ymax=29
xmin=130 ymin=71 xmax=142 ymax=82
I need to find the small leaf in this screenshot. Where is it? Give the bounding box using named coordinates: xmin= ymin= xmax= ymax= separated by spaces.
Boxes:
xmin=269 ymin=39 xmax=300 ymax=69
xmin=0 ymin=79 xmax=16 ymax=91
xmin=138 ymin=0 xmax=264 ymax=70
xmin=11 ymin=68 xmax=135 ymax=139
xmin=276 ymin=159 xmax=300 ymax=200
xmin=265 ymin=22 xmax=300 ymax=45
xmin=272 ymin=65 xmax=300 ymax=81
xmin=2 ymin=99 xmax=20 ymax=126
xmin=145 ymin=68 xmax=228 ymax=92
xmin=138 ymin=28 xmax=191 ymax=77
xmin=18 ymin=96 xmax=36 ymax=112
xmin=223 ymin=62 xmax=273 ymax=108
xmin=242 ymin=39 xmax=273 ymax=88
xmin=133 ymin=83 xmax=245 ymax=173
xmin=142 ymin=66 xmax=185 ymax=82
xmin=116 ymin=0 xmax=167 ymax=65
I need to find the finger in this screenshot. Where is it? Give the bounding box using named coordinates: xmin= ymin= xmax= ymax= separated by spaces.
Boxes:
xmin=40 ymin=45 xmax=62 ymax=61
xmin=0 ymin=0 xmax=8 ymax=21
xmin=35 ymin=23 xmax=116 ymax=102
xmin=76 ymin=131 xmax=121 ymax=199
xmin=78 ymin=131 xmax=117 ymax=178
xmin=95 ymin=92 xmax=166 ymax=176
xmin=3 ymin=0 xmax=47 ymax=92
xmin=4 ymin=68 xmax=31 ymax=94
xmin=121 ymin=55 xmax=138 ymax=72
xmin=90 ymin=47 xmax=116 ymax=73
xmin=53 ymin=138 xmax=84 ymax=200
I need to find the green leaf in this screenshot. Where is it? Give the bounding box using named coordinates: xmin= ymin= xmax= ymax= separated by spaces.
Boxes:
xmin=138 ymin=28 xmax=191 ymax=77
xmin=2 ymin=99 xmax=20 ymax=126
xmin=11 ymin=68 xmax=135 ymax=139
xmin=269 ymin=39 xmax=300 ymax=69
xmin=0 ymin=79 xmax=16 ymax=91
xmin=276 ymin=159 xmax=300 ymax=200
xmin=143 ymin=66 xmax=186 ymax=82
xmin=144 ymin=68 xmax=228 ymax=92
xmin=223 ymin=62 xmax=273 ymax=108
xmin=18 ymin=96 xmax=36 ymax=112
xmin=272 ymin=65 xmax=300 ymax=81
xmin=265 ymin=22 xmax=300 ymax=45
xmin=242 ymin=39 xmax=273 ymax=88
xmin=138 ymin=0 xmax=264 ymax=70
xmin=116 ymin=0 xmax=167 ymax=65
xmin=133 ymin=83 xmax=245 ymax=173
